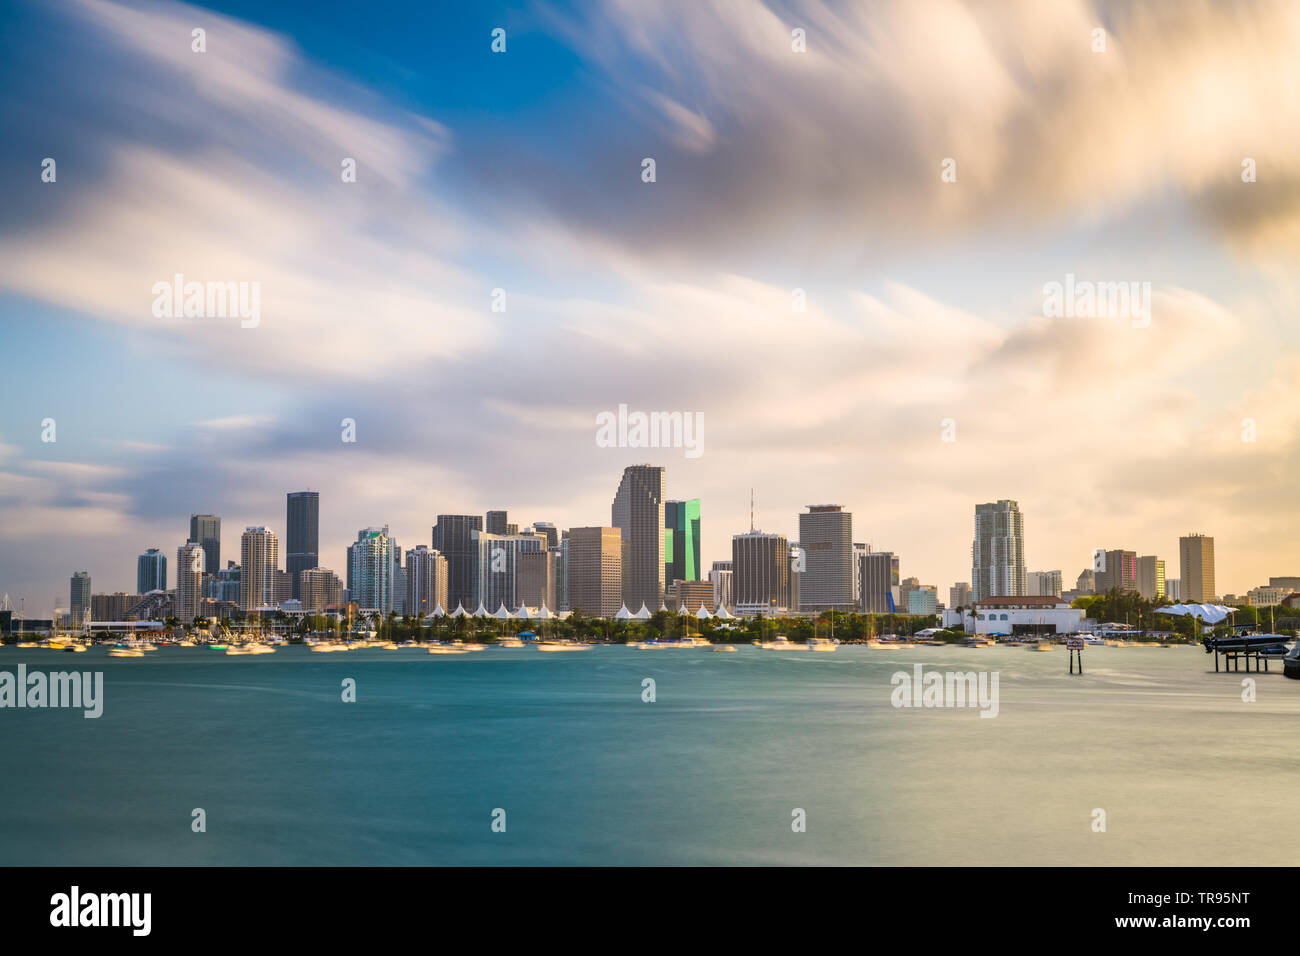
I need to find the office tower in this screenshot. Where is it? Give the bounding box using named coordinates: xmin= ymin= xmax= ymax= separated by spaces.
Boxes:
xmin=674 ymin=580 xmax=715 ymax=613
xmin=1179 ymin=534 xmax=1216 ymax=603
xmin=433 ymin=515 xmax=483 ymax=611
xmin=533 ymin=522 xmax=560 ymax=550
xmin=1026 ymin=570 xmax=1063 ymax=597
xmin=347 ymin=527 xmax=394 ymax=613
xmin=1137 ymin=556 xmax=1166 ymax=601
xmin=137 ymin=548 xmax=167 ymax=593
xmin=558 ymin=537 xmax=571 ymax=612
xmin=797 ymin=505 xmax=855 ymax=611
xmin=300 ymin=568 xmax=344 ymax=613
xmin=949 ymin=581 xmax=973 ymax=610
xmin=858 ymin=551 xmax=900 ymax=613
xmin=710 ymin=560 xmax=734 ymax=611
xmin=69 ymin=571 xmax=91 ymax=624
xmin=898 ymin=577 xmax=920 ymax=615
xmin=612 ymin=465 xmax=667 ymax=611
xmin=1094 ymin=549 xmax=1137 ymax=594
xmin=1269 ymin=576 xmax=1300 ymax=593
xmin=176 ymin=541 xmax=206 ymax=622
xmin=472 ymin=530 xmax=545 ymax=610
xmin=908 ymin=585 xmax=938 ymax=616
xmin=188 ymin=514 xmax=221 ymax=578
xmin=484 ymin=510 xmax=509 ymax=535
xmin=568 ymin=527 xmax=624 ymax=617
xmin=91 ymin=592 xmax=139 ymax=621
xmin=732 ymin=530 xmax=791 ymax=615
xmin=1076 ymin=568 xmax=1096 ymax=595
xmin=285 ymin=491 xmax=320 ymax=599
xmin=239 ymin=527 xmax=279 ymax=612
xmin=971 ymin=500 xmax=1026 ymax=601
xmin=664 ymin=499 xmax=701 ymax=588
xmin=516 ymin=549 xmax=559 ymax=610
xmin=404 ymin=546 xmax=449 ymax=616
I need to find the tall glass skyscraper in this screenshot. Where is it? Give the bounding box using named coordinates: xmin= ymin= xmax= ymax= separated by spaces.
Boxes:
xmin=612 ymin=464 xmax=666 ymax=612
xmin=797 ymin=504 xmax=855 ymax=611
xmin=286 ymin=491 xmax=320 ymax=599
xmin=188 ymin=514 xmax=221 ymax=579
xmin=664 ymin=498 xmax=701 ymax=587
xmin=433 ymin=515 xmax=483 ymax=612
xmin=137 ymin=547 xmax=167 ymax=593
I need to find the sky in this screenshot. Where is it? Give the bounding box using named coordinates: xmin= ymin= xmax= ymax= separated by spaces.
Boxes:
xmin=2 ymin=0 xmax=1300 ymax=611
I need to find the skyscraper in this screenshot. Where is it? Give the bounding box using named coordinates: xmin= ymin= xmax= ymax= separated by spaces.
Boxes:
xmin=1137 ymin=556 xmax=1166 ymax=601
xmin=664 ymin=498 xmax=701 ymax=587
xmin=567 ymin=526 xmax=623 ymax=617
xmin=485 ymin=510 xmax=510 ymax=535
xmin=433 ymin=514 xmax=483 ymax=612
xmin=1095 ymin=550 xmax=1137 ymax=594
xmin=286 ymin=491 xmax=319 ymax=599
xmin=239 ymin=527 xmax=279 ymax=612
xmin=516 ymin=549 xmax=559 ymax=610
xmin=471 ymin=529 xmax=545 ymax=611
xmin=1179 ymin=534 xmax=1216 ymax=603
xmin=69 ymin=571 xmax=91 ymax=624
xmin=709 ymin=560 xmax=734 ymax=612
xmin=188 ymin=514 xmax=221 ymax=578
xmin=971 ymin=500 xmax=1025 ymax=601
xmin=732 ymin=530 xmax=791 ymax=615
xmin=300 ymin=568 xmax=343 ymax=613
xmin=137 ymin=548 xmax=167 ymax=593
xmin=798 ymin=505 xmax=855 ymax=611
xmin=404 ymin=546 xmax=448 ymax=616
xmin=859 ymin=551 xmax=901 ymax=613
xmin=176 ymin=541 xmax=206 ymax=622
xmin=347 ymin=527 xmax=394 ymax=613
xmin=612 ymin=465 xmax=666 ymax=611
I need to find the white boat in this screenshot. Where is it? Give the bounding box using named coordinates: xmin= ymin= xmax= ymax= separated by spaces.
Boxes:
xmin=536 ymin=641 xmax=591 ymax=652
xmin=759 ymin=635 xmax=807 ymax=651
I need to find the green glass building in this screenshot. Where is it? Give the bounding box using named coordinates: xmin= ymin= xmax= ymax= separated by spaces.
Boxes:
xmin=664 ymin=499 xmax=701 ymax=588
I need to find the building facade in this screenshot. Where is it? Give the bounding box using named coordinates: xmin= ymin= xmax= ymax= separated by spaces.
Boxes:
xmin=859 ymin=550 xmax=900 ymax=613
xmin=286 ymin=491 xmax=320 ymax=599
xmin=239 ymin=527 xmax=279 ymax=612
xmin=972 ymin=500 xmax=1025 ymax=601
xmin=347 ymin=527 xmax=395 ymax=613
xmin=69 ymin=571 xmax=91 ymax=624
xmin=797 ymin=505 xmax=855 ymax=612
xmin=664 ymin=498 xmax=701 ymax=588
xmin=567 ymin=526 xmax=623 ymax=617
xmin=1136 ymin=555 xmax=1166 ymax=601
xmin=404 ymin=546 xmax=448 ymax=616
xmin=176 ymin=540 xmax=206 ymax=622
xmin=1179 ymin=534 xmax=1216 ymax=603
xmin=137 ymin=548 xmax=167 ymax=594
xmin=188 ymin=514 xmax=221 ymax=579
xmin=709 ymin=560 xmax=734 ymax=612
xmin=432 ymin=514 xmax=483 ymax=612
xmin=732 ymin=530 xmax=791 ymax=615
xmin=612 ymin=465 xmax=667 ymax=612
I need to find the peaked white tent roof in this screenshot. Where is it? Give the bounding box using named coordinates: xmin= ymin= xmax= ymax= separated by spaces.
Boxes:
xmin=474 ymin=603 xmax=490 ymax=618
xmin=658 ymin=601 xmax=669 ymax=613
xmin=430 ymin=604 xmax=446 ymax=617
xmin=714 ymin=605 xmax=735 ymax=619
xmin=1159 ymin=603 xmax=1234 ymax=624
xmin=678 ymin=602 xmax=691 ymax=615
xmin=493 ymin=603 xmax=512 ymax=620
xmin=514 ymin=605 xmax=532 ymax=619
xmin=614 ymin=604 xmax=632 ymax=620
xmin=633 ymin=603 xmax=652 ymax=620
xmin=537 ymin=604 xmax=553 ymax=620
xmin=450 ymin=603 xmax=468 ymax=618
xmin=696 ymin=605 xmax=713 ymax=619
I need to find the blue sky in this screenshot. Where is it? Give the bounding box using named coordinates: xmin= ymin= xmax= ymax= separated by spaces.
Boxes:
xmin=2 ymin=0 xmax=1300 ymax=610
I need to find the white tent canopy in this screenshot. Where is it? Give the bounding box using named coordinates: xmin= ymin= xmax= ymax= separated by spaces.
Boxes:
xmin=614 ymin=604 xmax=632 ymax=620
xmin=714 ymin=605 xmax=735 ymax=619
xmin=450 ymin=603 xmax=468 ymax=618
xmin=633 ymin=603 xmax=652 ymax=620
xmin=696 ymin=605 xmax=713 ymax=619
xmin=1159 ymin=603 xmax=1234 ymax=624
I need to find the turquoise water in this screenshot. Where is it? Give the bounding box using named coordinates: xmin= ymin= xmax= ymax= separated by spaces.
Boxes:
xmin=1 ymin=643 xmax=1296 ymax=865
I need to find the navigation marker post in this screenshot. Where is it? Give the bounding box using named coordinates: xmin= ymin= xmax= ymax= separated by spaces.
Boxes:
xmin=1067 ymin=637 xmax=1084 ymax=674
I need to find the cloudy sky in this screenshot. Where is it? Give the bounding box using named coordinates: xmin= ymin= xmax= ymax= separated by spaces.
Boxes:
xmin=2 ymin=0 xmax=1299 ymax=609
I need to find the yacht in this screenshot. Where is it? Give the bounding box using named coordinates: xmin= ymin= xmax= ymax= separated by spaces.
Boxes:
xmin=107 ymin=647 xmax=145 ymax=658
xmin=759 ymin=635 xmax=807 ymax=651
xmin=807 ymin=638 xmax=838 ymax=652
xmin=536 ymin=641 xmax=591 ymax=652
xmin=710 ymin=643 xmax=738 ymax=652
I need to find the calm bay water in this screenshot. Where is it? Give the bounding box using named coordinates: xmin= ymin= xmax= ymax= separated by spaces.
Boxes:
xmin=2 ymin=643 xmax=1297 ymax=866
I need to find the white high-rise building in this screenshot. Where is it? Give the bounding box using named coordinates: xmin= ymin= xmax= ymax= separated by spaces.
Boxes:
xmin=239 ymin=527 xmax=279 ymax=612
xmin=347 ymin=527 xmax=395 ymax=613
xmin=176 ymin=540 xmax=206 ymax=622
xmin=972 ymin=500 xmax=1026 ymax=602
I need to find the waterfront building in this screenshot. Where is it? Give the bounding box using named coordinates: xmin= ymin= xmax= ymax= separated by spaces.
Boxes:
xmin=797 ymin=505 xmax=855 ymax=612
xmin=239 ymin=527 xmax=279 ymax=612
xmin=567 ymin=527 xmax=623 ymax=617
xmin=69 ymin=571 xmax=91 ymax=625
xmin=732 ymin=530 xmax=791 ymax=615
xmin=709 ymin=560 xmax=734 ymax=612
xmin=1137 ymin=556 xmax=1166 ymax=601
xmin=516 ymin=549 xmax=559 ymax=610
xmin=1026 ymin=570 xmax=1063 ymax=597
xmin=972 ymin=500 xmax=1026 ymax=601
xmin=673 ymin=579 xmax=715 ymax=614
xmin=1095 ymin=550 xmax=1138 ymax=594
xmin=472 ymin=530 xmax=545 ymax=611
xmin=859 ymin=551 xmax=900 ymax=613
xmin=404 ymin=546 xmax=449 ymax=616
xmin=1179 ymin=534 xmax=1216 ymax=603
xmin=286 ymin=491 xmax=319 ymax=599
xmin=664 ymin=498 xmax=701 ymax=588
xmin=188 ymin=514 xmax=221 ymax=579
xmin=176 ymin=540 xmax=206 ymax=622
xmin=612 ymin=465 xmax=666 ymax=611
xmin=432 ymin=515 xmax=483 ymax=612
xmin=347 ymin=527 xmax=395 ymax=613
xmin=137 ymin=548 xmax=167 ymax=594
xmin=908 ymin=585 xmax=938 ymax=616
xmin=300 ymin=567 xmax=344 ymax=613
xmin=91 ymin=592 xmax=140 ymax=621
xmin=944 ymin=596 xmax=1086 ymax=636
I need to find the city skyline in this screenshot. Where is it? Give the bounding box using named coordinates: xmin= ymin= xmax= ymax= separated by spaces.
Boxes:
xmin=4 ymin=0 xmax=1300 ymax=608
